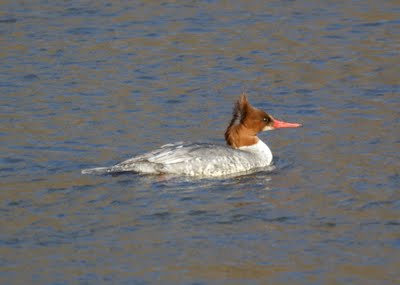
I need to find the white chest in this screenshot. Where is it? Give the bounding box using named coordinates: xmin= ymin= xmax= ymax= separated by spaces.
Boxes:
xmin=238 ymin=139 xmax=273 ymax=166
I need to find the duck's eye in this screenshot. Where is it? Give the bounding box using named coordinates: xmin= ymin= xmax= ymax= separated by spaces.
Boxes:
xmin=263 ymin=117 xmax=271 ymax=123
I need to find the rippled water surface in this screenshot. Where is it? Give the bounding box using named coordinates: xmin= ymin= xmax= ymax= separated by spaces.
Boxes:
xmin=1 ymin=0 xmax=399 ymax=284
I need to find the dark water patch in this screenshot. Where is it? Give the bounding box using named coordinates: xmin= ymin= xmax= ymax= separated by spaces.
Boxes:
xmin=271 ymin=156 xmax=293 ymax=172
xmin=188 ymin=209 xmax=208 ymax=216
xmin=328 ymin=55 xmax=346 ymax=62
xmin=26 ymin=231 xmax=92 ymax=247
xmin=0 ymin=18 xmax=17 ymax=23
xmin=359 ymin=21 xmax=388 ymax=27
xmin=0 ymin=207 xmax=10 ymax=214
xmin=359 ymin=220 xmax=381 ymax=227
xmin=137 ymin=75 xmax=159 ymax=81
xmin=47 ymin=187 xmax=68 ymax=193
xmin=368 ymin=138 xmax=381 ymax=145
xmin=67 ymin=27 xmax=98 ymax=36
xmin=145 ymin=211 xmax=172 ymax=220
xmin=319 ymin=222 xmax=337 ymax=228
xmin=294 ymin=89 xmax=314 ymax=95
xmin=165 ymin=98 xmax=183 ymax=104
xmin=7 ymin=200 xmax=22 ymax=207
xmin=72 ymin=184 xmax=93 ymax=192
xmin=326 ymin=23 xmax=345 ymax=31
xmin=30 ymin=177 xmax=46 ymax=182
xmin=235 ymin=56 xmax=251 ymax=62
xmin=23 ymin=74 xmax=40 ymax=81
xmin=145 ymin=32 xmax=159 ymax=38
xmin=225 ymin=195 xmax=246 ymax=202
xmin=120 ymin=225 xmax=139 ymax=233
xmin=0 ymin=238 xmax=22 ymax=247
xmin=385 ymin=221 xmax=400 ymax=226
xmin=223 ymin=213 xmax=248 ymax=224
xmin=116 ymin=178 xmax=136 ymax=186
xmin=165 ymin=97 xmax=185 ymax=104
xmin=295 ymin=108 xmax=319 ymax=115
xmin=360 ymin=200 xmax=394 ymax=210
xmin=265 ymin=216 xmax=297 ymax=223
xmin=216 ymin=216 xmax=242 ymax=225
xmin=336 ymin=197 xmax=358 ymax=209
xmin=363 ymin=88 xmax=388 ymax=97
xmin=172 ymin=54 xmax=186 ymax=63
xmin=0 ymin=167 xmax=14 ymax=173
xmin=109 ymin=200 xmax=130 ymax=206
xmin=179 ymin=195 xmax=196 ymax=201
xmin=217 ymin=212 xmax=295 ymax=225
xmin=61 ymin=6 xmax=100 ymax=17
xmin=0 ymin=81 xmax=19 ymax=88
xmin=388 ymin=174 xmax=400 ymax=184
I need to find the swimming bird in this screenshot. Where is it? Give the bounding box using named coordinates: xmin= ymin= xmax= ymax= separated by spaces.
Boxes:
xmin=81 ymin=93 xmax=301 ymax=177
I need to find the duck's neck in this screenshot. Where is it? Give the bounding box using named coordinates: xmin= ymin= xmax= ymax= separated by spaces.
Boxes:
xmin=225 ymin=124 xmax=260 ymax=148
xmin=238 ymin=139 xmax=273 ymax=165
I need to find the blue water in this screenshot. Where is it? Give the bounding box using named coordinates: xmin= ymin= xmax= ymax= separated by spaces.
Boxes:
xmin=0 ymin=0 xmax=399 ymax=284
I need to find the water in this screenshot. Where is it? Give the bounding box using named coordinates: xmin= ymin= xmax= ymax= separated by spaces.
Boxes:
xmin=1 ymin=0 xmax=399 ymax=284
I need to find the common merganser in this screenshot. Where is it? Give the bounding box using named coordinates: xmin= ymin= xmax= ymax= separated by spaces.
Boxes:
xmin=81 ymin=94 xmax=302 ymax=177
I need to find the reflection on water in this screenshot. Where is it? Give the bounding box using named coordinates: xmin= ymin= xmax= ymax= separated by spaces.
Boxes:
xmin=0 ymin=0 xmax=399 ymax=284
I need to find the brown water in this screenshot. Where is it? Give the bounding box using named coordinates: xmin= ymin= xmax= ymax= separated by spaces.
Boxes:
xmin=1 ymin=0 xmax=399 ymax=284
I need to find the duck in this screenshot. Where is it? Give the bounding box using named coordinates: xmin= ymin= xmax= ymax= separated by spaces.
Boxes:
xmin=81 ymin=93 xmax=302 ymax=177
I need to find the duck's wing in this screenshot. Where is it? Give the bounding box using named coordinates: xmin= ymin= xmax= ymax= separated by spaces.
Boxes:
xmin=117 ymin=142 xmax=228 ymax=166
